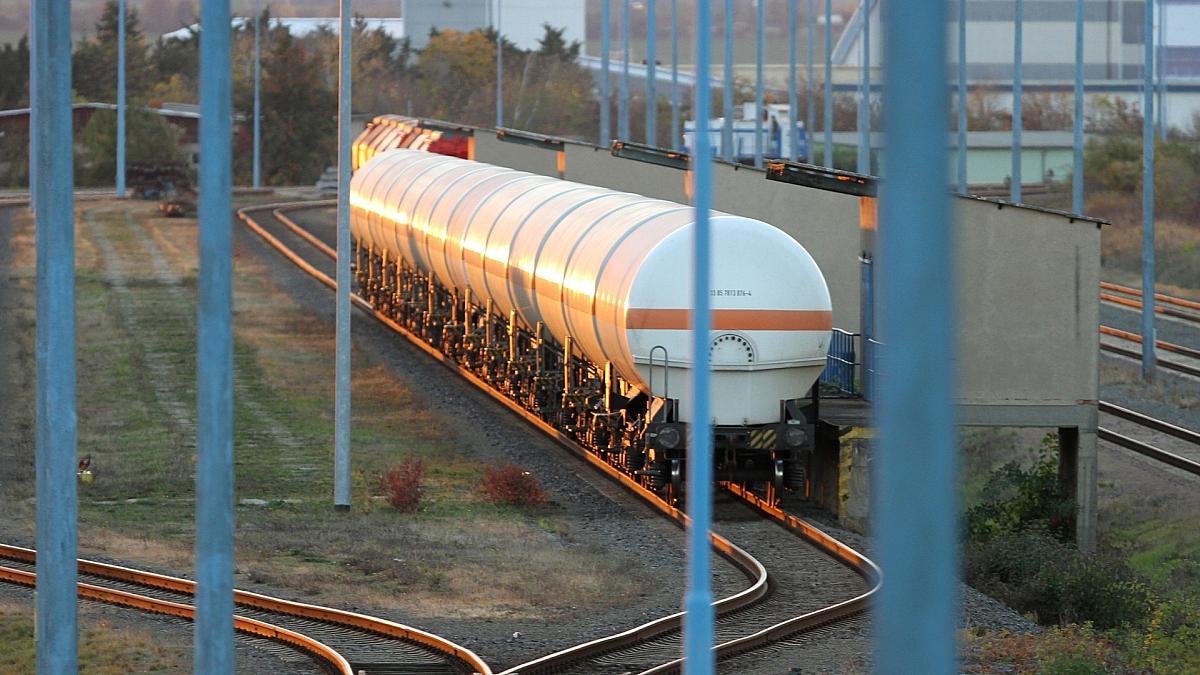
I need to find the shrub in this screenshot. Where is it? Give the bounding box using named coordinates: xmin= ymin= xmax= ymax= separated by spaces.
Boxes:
xmin=1126 ymin=594 xmax=1200 ymax=673
xmin=481 ymin=464 xmax=548 ymax=506
xmin=378 ymin=458 xmax=425 ymax=512
xmin=965 ymin=434 xmax=1075 ymax=543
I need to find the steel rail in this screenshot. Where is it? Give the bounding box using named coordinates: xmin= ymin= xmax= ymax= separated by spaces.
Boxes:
xmin=242 ymin=202 xmax=880 ymax=674
xmin=641 ymin=483 xmax=881 ymax=674
xmin=1097 ymin=402 xmax=1200 ymax=477
xmin=1098 ymin=335 xmax=1200 ymax=379
xmin=1100 ymin=281 xmax=1200 ymax=314
xmin=237 ymin=204 xmax=771 ymax=674
xmin=1101 ymin=292 xmax=1200 ymax=323
xmin=0 ymin=564 xmax=354 ymax=675
xmin=0 ymin=543 xmax=491 ymax=675
xmin=1100 ymin=325 xmax=1200 ymax=362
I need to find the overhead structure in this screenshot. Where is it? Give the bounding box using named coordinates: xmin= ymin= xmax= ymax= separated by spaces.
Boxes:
xmin=1142 ymin=0 xmax=1157 ymax=379
xmin=117 ymin=0 xmax=126 ymax=197
xmin=334 ymin=0 xmax=352 ymax=509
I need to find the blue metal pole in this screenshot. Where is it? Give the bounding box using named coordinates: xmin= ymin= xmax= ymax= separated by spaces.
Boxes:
xmin=685 ymin=1 xmax=714 ymax=671
xmin=601 ymin=0 xmax=611 ymax=145
xmin=116 ymin=0 xmax=126 ymax=197
xmin=29 ymin=8 xmax=36 ymax=207
xmin=496 ymin=0 xmax=504 ymax=128
xmin=823 ymin=0 xmax=832 ymax=168
xmin=646 ymin=0 xmax=657 ymax=146
xmin=957 ymin=0 xmax=967 ymax=193
xmin=33 ymin=0 xmax=78 ymax=670
xmin=196 ymin=0 xmax=234 ymax=669
xmin=877 ymin=0 xmax=957 ymax=668
xmin=335 ymin=0 xmax=352 ymax=511
xmin=788 ymin=0 xmax=798 ymax=161
xmin=754 ymin=0 xmax=764 ymax=168
xmin=1157 ymin=0 xmax=1166 ymax=141
xmin=620 ymin=0 xmax=630 ymax=140
xmin=1072 ymin=0 xmax=1084 ymax=213
xmin=253 ymin=0 xmax=262 ymax=188
xmin=722 ymin=0 xmax=733 ymax=162
xmin=1012 ymin=0 xmax=1023 ymax=203
xmin=807 ymin=0 xmax=815 ymax=164
xmin=670 ymin=0 xmax=678 ymax=149
xmin=857 ymin=0 xmax=870 ymax=175
xmin=1142 ymin=0 xmax=1156 ymax=379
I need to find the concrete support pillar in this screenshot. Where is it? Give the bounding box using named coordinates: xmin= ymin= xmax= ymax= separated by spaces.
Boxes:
xmin=1059 ymin=421 xmax=1098 ymax=553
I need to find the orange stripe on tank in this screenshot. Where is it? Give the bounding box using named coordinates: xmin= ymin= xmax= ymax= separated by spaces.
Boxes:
xmin=626 ymin=309 xmax=833 ymax=331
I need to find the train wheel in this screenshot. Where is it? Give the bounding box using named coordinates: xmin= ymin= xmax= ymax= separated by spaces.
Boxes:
xmin=668 ymin=459 xmax=683 ymax=506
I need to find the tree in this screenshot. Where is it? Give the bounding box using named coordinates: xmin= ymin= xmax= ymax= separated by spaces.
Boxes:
xmin=76 ymin=108 xmax=185 ymax=186
xmin=73 ymin=0 xmax=152 ymax=103
xmin=0 ymin=36 xmax=30 ymax=108
xmin=260 ymin=31 xmax=336 ymax=185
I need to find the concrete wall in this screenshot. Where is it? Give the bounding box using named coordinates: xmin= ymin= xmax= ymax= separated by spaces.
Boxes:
xmin=952 ymin=197 xmax=1101 ymax=410
xmin=472 ymin=133 xmax=560 ymax=177
xmin=562 ymin=144 xmax=686 ymax=202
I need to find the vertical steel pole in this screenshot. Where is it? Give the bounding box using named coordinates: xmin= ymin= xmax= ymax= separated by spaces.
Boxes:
xmin=116 ymin=0 xmax=126 ymax=197
xmin=877 ymin=0 xmax=957 ymax=668
xmin=823 ymin=0 xmax=833 ymax=168
xmin=253 ymin=0 xmax=262 ymax=188
xmin=722 ymin=0 xmax=733 ymax=162
xmin=958 ymin=0 xmax=967 ymax=192
xmin=646 ymin=0 xmax=657 ymax=145
xmin=1012 ymin=0 xmax=1023 ymax=203
xmin=788 ymin=0 xmax=798 ymax=161
xmin=685 ymin=0 xmax=714 ymax=671
xmin=601 ymin=0 xmax=611 ymax=145
xmin=195 ymin=0 xmax=234 ymax=669
xmin=33 ymin=0 xmax=78 ymax=670
xmin=857 ymin=0 xmax=870 ymax=175
xmin=496 ymin=0 xmax=504 ymax=128
xmin=670 ymin=0 xmax=679 ymax=149
xmin=335 ymin=0 xmax=352 ymax=511
xmin=807 ymin=0 xmax=815 ymax=164
xmin=1142 ymin=0 xmax=1156 ymax=379
xmin=1157 ymin=0 xmax=1166 ymax=140
xmin=754 ymin=0 xmax=764 ymax=168
xmin=620 ymin=0 xmax=630 ymax=140
xmin=1072 ymin=0 xmax=1084 ymax=213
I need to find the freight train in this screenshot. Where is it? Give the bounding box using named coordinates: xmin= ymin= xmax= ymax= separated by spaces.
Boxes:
xmin=349 ymin=131 xmax=832 ymax=501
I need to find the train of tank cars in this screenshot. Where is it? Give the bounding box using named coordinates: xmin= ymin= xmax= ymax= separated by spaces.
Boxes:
xmin=348 ymin=117 xmax=833 ymax=503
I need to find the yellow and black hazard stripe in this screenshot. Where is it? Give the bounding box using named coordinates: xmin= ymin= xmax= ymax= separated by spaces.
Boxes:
xmin=749 ymin=427 xmax=778 ymax=449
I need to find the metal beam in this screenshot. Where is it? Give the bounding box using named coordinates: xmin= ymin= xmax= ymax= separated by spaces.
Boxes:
xmin=807 ymin=0 xmax=815 ymax=166
xmin=684 ymin=0 xmax=714 ymax=671
xmin=1142 ymin=0 xmax=1156 ymax=379
xmin=646 ymin=0 xmax=657 ymax=146
xmin=195 ymin=0 xmax=234 ymax=669
xmin=958 ymin=0 xmax=967 ymax=193
xmin=116 ymin=0 xmax=126 ymax=197
xmin=1012 ymin=0 xmax=1023 ymax=203
xmin=857 ymin=0 xmax=870 ymax=175
xmin=823 ymin=0 xmax=833 ymax=168
xmin=722 ymin=0 xmax=733 ymax=162
xmin=601 ymin=0 xmax=611 ymax=146
xmin=876 ymin=0 xmax=958 ymax=670
xmin=670 ymin=0 xmax=679 ymax=149
xmin=788 ymin=0 xmax=798 ymax=162
xmin=253 ymin=0 xmax=262 ymax=188
xmin=754 ymin=0 xmax=764 ymax=168
xmin=335 ymin=0 xmax=352 ymax=511
xmin=1072 ymin=0 xmax=1084 ymax=213
xmin=496 ymin=0 xmax=504 ymax=129
xmin=33 ymin=0 xmax=78 ymax=670
xmin=620 ymin=0 xmax=630 ymax=140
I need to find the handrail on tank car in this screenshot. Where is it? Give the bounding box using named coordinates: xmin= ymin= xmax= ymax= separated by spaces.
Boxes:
xmin=649 ymin=345 xmax=670 ymax=402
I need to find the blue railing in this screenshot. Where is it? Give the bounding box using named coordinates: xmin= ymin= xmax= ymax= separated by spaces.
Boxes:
xmin=822 ymin=328 xmax=860 ymax=396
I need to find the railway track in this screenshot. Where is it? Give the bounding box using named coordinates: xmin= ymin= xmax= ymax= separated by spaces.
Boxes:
xmin=241 ymin=202 xmax=881 ymax=673
xmin=1100 ymin=281 xmax=1200 ymax=325
xmin=1098 ymin=281 xmax=1200 ymax=378
xmin=0 ymin=544 xmax=491 ymax=675
xmin=1097 ymin=402 xmax=1200 ymax=477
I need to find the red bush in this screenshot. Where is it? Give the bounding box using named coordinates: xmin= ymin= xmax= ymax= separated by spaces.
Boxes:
xmin=379 ymin=458 xmax=425 ymax=512
xmin=481 ymin=465 xmax=548 ymax=506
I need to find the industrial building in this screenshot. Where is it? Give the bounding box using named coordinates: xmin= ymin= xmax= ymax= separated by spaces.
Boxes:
xmin=402 ymin=0 xmax=586 ymax=51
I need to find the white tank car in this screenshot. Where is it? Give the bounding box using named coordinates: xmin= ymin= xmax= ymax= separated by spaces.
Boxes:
xmin=350 ymin=149 xmax=832 ymax=425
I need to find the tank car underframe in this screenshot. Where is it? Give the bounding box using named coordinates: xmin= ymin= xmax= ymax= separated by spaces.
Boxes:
xmin=355 ymin=241 xmax=819 ymax=503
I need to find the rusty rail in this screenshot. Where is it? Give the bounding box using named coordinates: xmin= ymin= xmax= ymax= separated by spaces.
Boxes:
xmin=241 ymin=202 xmax=880 ymax=673
xmin=0 ymin=564 xmax=354 ymax=675
xmin=1100 ymin=281 xmax=1200 ymax=315
xmin=0 ymin=544 xmax=491 ymax=674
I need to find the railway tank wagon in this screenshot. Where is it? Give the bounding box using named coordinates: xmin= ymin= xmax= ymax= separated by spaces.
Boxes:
xmin=350 ymin=148 xmax=832 ymax=498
